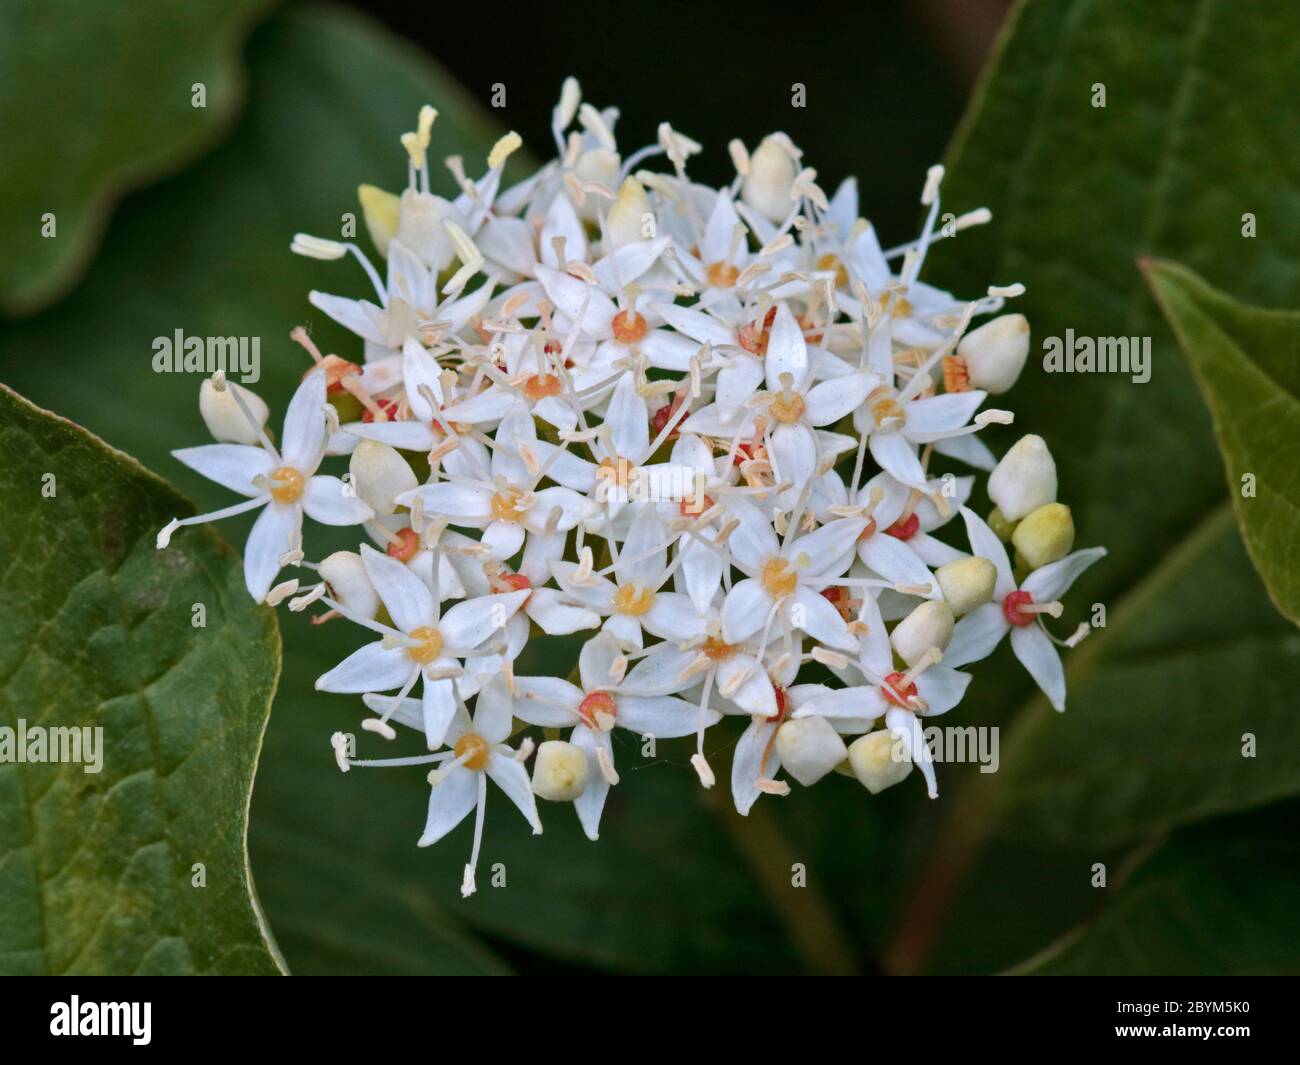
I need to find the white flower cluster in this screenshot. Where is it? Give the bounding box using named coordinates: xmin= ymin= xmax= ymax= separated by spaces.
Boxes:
xmin=158 ymin=80 xmax=1105 ymax=896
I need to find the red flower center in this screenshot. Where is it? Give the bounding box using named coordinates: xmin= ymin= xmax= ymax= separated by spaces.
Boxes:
xmin=1002 ymin=589 xmax=1036 ymax=627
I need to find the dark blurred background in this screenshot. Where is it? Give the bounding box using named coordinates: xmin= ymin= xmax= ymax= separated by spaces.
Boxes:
xmin=347 ymin=0 xmax=1011 ymax=244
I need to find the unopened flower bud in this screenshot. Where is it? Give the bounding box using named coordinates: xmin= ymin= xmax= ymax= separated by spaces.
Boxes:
xmin=350 ymin=439 xmax=417 ymax=516
xmin=319 ymin=550 xmax=379 ymax=619
xmin=358 ymin=184 xmax=400 ymax=257
xmin=936 ymin=557 xmax=997 ymax=616
xmin=574 ymin=148 xmax=620 ymax=219
xmin=199 ymin=378 xmax=269 ymax=445
xmin=531 ymin=740 xmax=589 ymax=801
xmin=890 ymin=600 xmax=954 ymax=667
xmin=775 ymin=717 xmax=848 ymax=786
xmin=742 ymin=135 xmax=796 ymax=222
xmin=987 ymin=506 xmax=1018 ymax=541
xmin=988 ymin=434 xmax=1057 ymax=521
xmin=1011 ymin=502 xmax=1075 ymax=570
xmin=607 ymin=176 xmax=653 ymax=248
xmin=848 ymin=731 xmax=912 ymax=794
xmin=956 ymin=314 xmax=1030 ymax=394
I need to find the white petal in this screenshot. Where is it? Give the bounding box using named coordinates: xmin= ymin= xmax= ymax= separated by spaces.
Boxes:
xmin=514 ymin=675 xmax=582 ymax=727
xmin=615 ymin=505 xmax=666 ymax=588
xmin=651 ymin=301 xmax=734 ymax=346
xmin=791 ymin=586 xmax=856 ymax=651
xmin=172 ymin=444 xmax=274 ymax=497
xmin=243 ymin=500 xmax=297 ymax=601
xmin=725 ymin=497 xmax=781 ymax=573
xmin=1021 ymin=547 xmax=1107 ymax=602
xmin=769 ymin=422 xmax=817 ymax=490
xmin=617 ymin=695 xmax=711 ymax=738
xmin=717 ymin=653 xmax=777 ymax=717
xmin=302 ymin=475 xmax=373 ymax=526
xmin=903 ymin=391 xmax=987 ymax=442
xmin=399 ymin=482 xmax=494 ymax=524
xmin=642 ymin=593 xmax=707 ymax=642
xmin=471 ymin=675 xmax=514 ymax=744
xmin=570 ymin=724 xmax=611 ymax=840
xmin=486 ymin=754 xmax=542 ymax=833
xmin=731 ymin=721 xmax=779 ymax=815
xmin=604 ymin=372 xmax=650 ymax=461
xmin=621 ymin=645 xmax=699 ymax=696
xmin=422 ymin=675 xmax=458 ymax=748
xmin=764 ymin=303 xmax=809 ymax=390
xmin=915 ymin=666 xmax=971 ymax=716
xmin=417 ymin=764 xmax=479 ymax=846
xmin=309 ymin=291 xmax=385 ymax=345
xmin=869 ymin=431 xmax=928 ymax=490
xmin=803 ymin=373 xmax=875 ymax=427
xmin=887 ymin=709 xmax=936 ymax=798
xmin=439 ymin=590 xmax=530 ymax=653
xmin=525 ymin=588 xmax=601 ymax=636
xmin=858 ymin=533 xmax=936 ymax=593
xmin=958 ymin=506 xmax=1015 ymax=597
xmin=316 ymin=641 xmax=416 ymax=693
xmin=360 ymin=544 xmax=436 ymax=633
xmin=1010 ymin=623 xmax=1067 ymax=711
xmin=280 ymin=368 xmax=329 ymax=472
xmin=943 ymin=601 xmax=1008 ymax=667
xmin=721 ymin=579 xmax=773 ymax=644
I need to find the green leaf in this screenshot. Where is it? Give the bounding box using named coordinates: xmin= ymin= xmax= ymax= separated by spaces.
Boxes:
xmin=1146 ymin=259 xmax=1300 ymax=626
xmin=0 ymin=384 xmax=283 ymax=975
xmin=0 ymin=0 xmax=276 ymax=317
xmin=884 ymin=0 xmax=1300 ymax=971
xmin=928 ymin=0 xmax=1300 ymax=845
xmin=1015 ymin=804 xmax=1300 ymax=975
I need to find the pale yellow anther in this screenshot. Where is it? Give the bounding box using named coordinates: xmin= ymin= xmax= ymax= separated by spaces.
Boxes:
xmin=489 ymin=131 xmax=522 ymax=170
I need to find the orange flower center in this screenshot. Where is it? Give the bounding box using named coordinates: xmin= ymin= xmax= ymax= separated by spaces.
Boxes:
xmin=611 ymin=309 xmax=648 ymax=343
xmin=577 ymin=691 xmax=617 ymax=730
xmin=406 ymin=625 xmax=444 ymax=664
xmin=701 ymin=636 xmax=735 ymax=661
xmin=613 ymin=583 xmax=655 ymax=616
xmin=453 ymin=732 xmax=491 ymax=770
xmin=269 ymin=466 xmax=305 ymax=504
xmin=491 ymin=487 xmax=527 ymax=523
xmin=387 ymin=527 xmax=420 ymax=562
xmin=761 ymin=557 xmax=798 ymax=599
xmin=769 ymin=391 xmax=806 ymax=425
xmin=523 ymin=373 xmax=563 ymax=402
xmin=706 ymin=261 xmax=740 ymax=288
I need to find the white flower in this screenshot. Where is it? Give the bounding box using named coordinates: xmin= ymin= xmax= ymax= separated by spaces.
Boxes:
xmin=315 ymin=544 xmax=528 ymax=747
xmin=158 ymin=369 xmax=373 ymax=601
xmin=335 ymin=693 xmax=541 ymax=898
xmin=500 ymin=633 xmax=712 ymax=839
xmin=944 ymin=507 xmax=1105 ymax=711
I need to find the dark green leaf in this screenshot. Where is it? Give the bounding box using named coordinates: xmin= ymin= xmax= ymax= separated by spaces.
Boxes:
xmin=0 ymin=0 xmax=276 ymax=316
xmin=1146 ymin=258 xmax=1300 ymax=626
xmin=0 ymin=384 xmax=283 ymax=975
xmin=1016 ymin=804 xmax=1300 ymax=975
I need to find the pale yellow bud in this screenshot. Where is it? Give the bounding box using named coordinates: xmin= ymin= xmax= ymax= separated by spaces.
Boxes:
xmin=1011 ymin=502 xmax=1075 ymax=570
xmin=775 ymin=717 xmax=848 ymax=786
xmin=531 ymin=740 xmax=589 ymax=801
xmin=349 ymin=439 xmax=417 ymax=516
xmin=890 ymin=600 xmax=954 ymax=668
xmin=936 ymin=557 xmax=997 ymax=616
xmin=358 ymin=184 xmax=400 ymax=257
xmin=319 ymin=551 xmax=379 ymax=619
xmin=199 ymin=378 xmax=268 ymax=445
xmin=741 ymin=136 xmax=796 ymax=223
xmin=607 ymin=176 xmax=653 ymax=249
xmin=988 ymin=434 xmax=1057 ymax=521
xmin=848 ymin=731 xmax=912 ymax=794
xmin=957 ymin=314 xmax=1030 ymax=394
